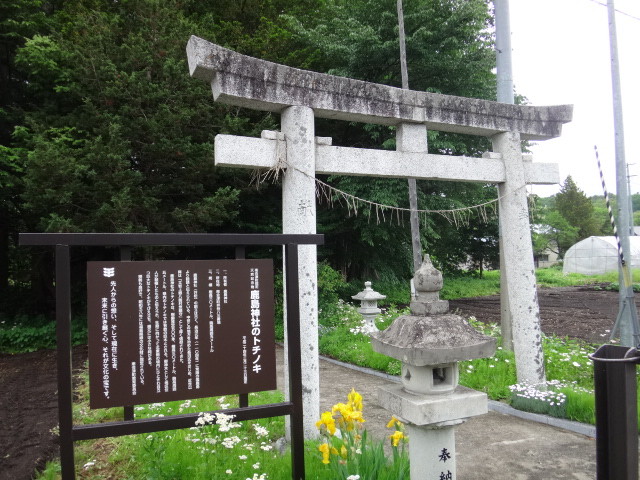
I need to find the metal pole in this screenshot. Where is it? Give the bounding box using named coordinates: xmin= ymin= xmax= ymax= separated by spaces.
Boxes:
xmin=397 ymin=0 xmax=409 ymax=92
xmin=495 ymin=0 xmax=514 ymax=104
xmin=607 ymin=0 xmax=639 ymax=347
xmin=627 ymin=164 xmax=635 ymax=235
xmin=494 ymin=0 xmax=513 ymax=350
xmin=397 ymin=0 xmax=423 ymax=273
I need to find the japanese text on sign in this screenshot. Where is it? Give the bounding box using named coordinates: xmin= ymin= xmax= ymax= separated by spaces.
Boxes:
xmin=87 ymin=260 xmax=276 ymax=409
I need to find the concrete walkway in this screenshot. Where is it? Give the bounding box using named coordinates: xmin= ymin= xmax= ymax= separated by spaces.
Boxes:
xmin=276 ymin=346 xmax=601 ymax=479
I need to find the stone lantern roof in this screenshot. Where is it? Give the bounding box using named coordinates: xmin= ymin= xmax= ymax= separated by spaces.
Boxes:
xmin=371 ymin=314 xmax=496 ymax=366
xmin=351 ymin=281 xmax=386 ymax=304
xmin=371 ymin=255 xmax=496 ymax=366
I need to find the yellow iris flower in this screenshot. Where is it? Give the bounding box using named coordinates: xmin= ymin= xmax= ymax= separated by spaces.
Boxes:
xmin=315 ymin=411 xmax=337 ymax=436
xmin=348 ymin=388 xmax=363 ymax=411
xmin=331 ymin=402 xmax=351 ymax=416
xmin=318 ymin=443 xmax=331 ymax=464
xmin=331 ymin=402 xmax=365 ymax=431
xmin=389 ymin=430 xmax=405 ymax=447
xmin=386 ymin=416 xmax=403 ymax=429
xmin=340 ymin=445 xmax=348 ymax=459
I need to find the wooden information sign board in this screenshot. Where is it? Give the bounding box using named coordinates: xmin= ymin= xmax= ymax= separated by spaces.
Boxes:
xmin=87 ymin=259 xmax=276 ymax=408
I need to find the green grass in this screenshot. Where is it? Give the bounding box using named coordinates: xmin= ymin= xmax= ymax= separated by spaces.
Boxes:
xmin=356 ymin=266 xmax=640 ymax=306
xmin=533 ymin=265 xmax=640 ymax=288
xmin=446 ymin=266 xmax=640 ymax=299
xmin=441 ymin=270 xmax=502 ymax=299
xmin=37 ymin=388 xmax=292 ymax=479
xmin=317 ymin=299 xmax=640 ymax=430
xmin=36 ymin=370 xmax=407 ymax=480
xmin=318 ymin=301 xmax=403 ymax=375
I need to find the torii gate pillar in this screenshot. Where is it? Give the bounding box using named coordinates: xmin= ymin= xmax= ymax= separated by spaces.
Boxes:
xmin=281 ymin=106 xmax=320 ymax=438
xmin=493 ymin=131 xmax=545 ymax=383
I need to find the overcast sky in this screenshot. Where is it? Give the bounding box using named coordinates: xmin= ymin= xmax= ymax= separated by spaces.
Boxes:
xmin=507 ymin=0 xmax=640 ymax=197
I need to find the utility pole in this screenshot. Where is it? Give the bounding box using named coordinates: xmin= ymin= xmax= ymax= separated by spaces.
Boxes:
xmin=397 ymin=0 xmax=423 ymax=274
xmin=626 ymin=163 xmax=635 ymax=235
xmin=607 ymin=0 xmax=640 ymax=347
xmin=494 ymin=0 xmax=513 ymax=350
xmin=495 ymin=0 xmax=514 ymax=104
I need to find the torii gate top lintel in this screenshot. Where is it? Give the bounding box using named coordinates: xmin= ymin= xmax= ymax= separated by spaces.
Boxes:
xmin=187 ymin=35 xmax=573 ymax=141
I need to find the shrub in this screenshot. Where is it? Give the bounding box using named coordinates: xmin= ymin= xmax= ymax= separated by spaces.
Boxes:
xmin=0 ymin=315 xmax=87 ymax=353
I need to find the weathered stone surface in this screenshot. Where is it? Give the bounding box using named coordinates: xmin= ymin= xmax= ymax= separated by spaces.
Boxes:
xmin=187 ymin=36 xmax=572 ymax=140
xmin=410 ymin=255 xmax=449 ymax=314
xmin=408 ymin=300 xmax=450 ymax=315
xmin=370 ymin=314 xmax=497 ymax=365
xmin=494 ymin=131 xmax=546 ymax=384
xmin=413 ymin=255 xmax=443 ymax=293
xmin=378 ymin=383 xmax=488 ymax=426
xmin=352 ymin=281 xmax=385 ymax=315
xmin=280 ymin=106 xmax=320 ymax=440
xmin=352 ymin=281 xmax=386 ymax=303
xmin=214 ymin=134 xmax=560 ymax=185
xmin=406 ymin=424 xmax=458 ymax=480
xmin=316 ymin=146 xmax=508 ymax=182
xmin=401 ymin=362 xmax=459 ymax=395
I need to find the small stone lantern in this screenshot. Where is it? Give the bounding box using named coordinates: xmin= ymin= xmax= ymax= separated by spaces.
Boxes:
xmin=371 ymin=255 xmax=496 ymax=480
xmin=352 ymin=281 xmax=386 ymax=332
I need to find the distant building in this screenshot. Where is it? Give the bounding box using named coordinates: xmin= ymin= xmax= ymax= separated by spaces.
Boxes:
xmin=534 ymin=247 xmax=559 ymax=269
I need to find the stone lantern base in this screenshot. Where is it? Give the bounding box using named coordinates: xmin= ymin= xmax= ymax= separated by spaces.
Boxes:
xmin=378 ymin=384 xmax=488 ymax=480
xmin=378 ymin=384 xmax=488 ymax=426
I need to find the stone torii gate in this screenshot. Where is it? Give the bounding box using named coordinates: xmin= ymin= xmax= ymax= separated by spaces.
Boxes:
xmin=186 ymin=36 xmax=573 ymax=438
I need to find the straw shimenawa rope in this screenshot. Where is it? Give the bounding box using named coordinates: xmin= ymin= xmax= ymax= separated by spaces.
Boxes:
xmin=250 ymin=141 xmax=532 ymax=228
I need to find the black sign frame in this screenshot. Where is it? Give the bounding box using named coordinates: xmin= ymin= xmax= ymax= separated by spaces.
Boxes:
xmin=19 ymin=233 xmax=324 ymax=480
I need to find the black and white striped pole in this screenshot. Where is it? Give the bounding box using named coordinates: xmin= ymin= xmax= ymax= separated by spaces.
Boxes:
xmin=595 ymin=146 xmax=640 ymax=347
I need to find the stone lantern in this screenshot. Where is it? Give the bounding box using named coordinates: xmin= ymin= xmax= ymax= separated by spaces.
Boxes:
xmin=371 ymin=255 xmax=496 ymax=480
xmin=352 ymin=281 xmax=386 ymax=332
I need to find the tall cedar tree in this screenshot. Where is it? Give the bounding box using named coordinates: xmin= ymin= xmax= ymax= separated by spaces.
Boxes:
xmin=555 ymin=176 xmax=600 ymax=241
xmin=284 ymin=0 xmax=498 ymax=278
xmin=6 ymin=0 xmax=501 ymax=313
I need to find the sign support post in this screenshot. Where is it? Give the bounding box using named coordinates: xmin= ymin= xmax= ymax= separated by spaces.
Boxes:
xmin=56 ymin=244 xmax=75 ymax=479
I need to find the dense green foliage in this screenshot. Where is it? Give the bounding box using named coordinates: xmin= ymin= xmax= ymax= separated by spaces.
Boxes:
xmin=0 ymin=314 xmax=87 ymax=353
xmin=2 ymin=0 xmax=507 ymax=318
xmin=285 ymin=0 xmax=499 ymax=278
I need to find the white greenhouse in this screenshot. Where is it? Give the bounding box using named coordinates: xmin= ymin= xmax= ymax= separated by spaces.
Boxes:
xmin=563 ymin=236 xmax=640 ymax=275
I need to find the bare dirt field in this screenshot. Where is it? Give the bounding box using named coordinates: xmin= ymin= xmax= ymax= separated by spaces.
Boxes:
xmin=449 ymin=285 xmax=620 ymax=345
xmin=0 ymin=286 xmax=621 ymax=480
